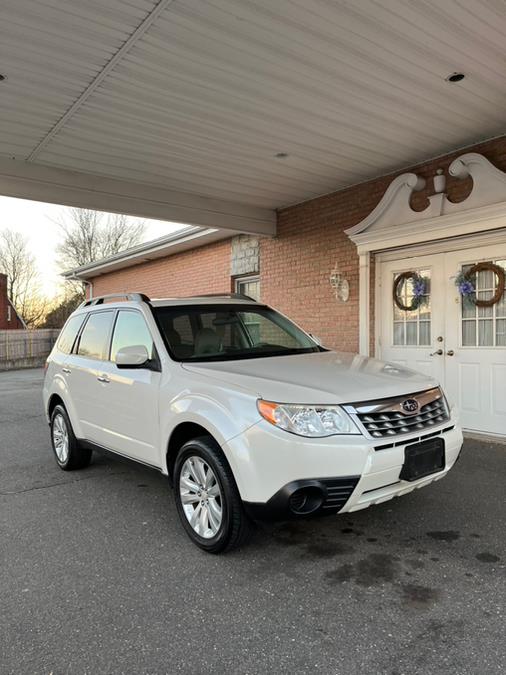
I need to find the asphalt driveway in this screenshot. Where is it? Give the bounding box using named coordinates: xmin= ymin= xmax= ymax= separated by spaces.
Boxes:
xmin=1 ymin=369 xmax=505 ymax=675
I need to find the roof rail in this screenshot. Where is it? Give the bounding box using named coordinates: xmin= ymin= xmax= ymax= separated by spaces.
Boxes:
xmin=189 ymin=293 xmax=257 ymax=302
xmin=79 ymin=292 xmax=151 ymax=308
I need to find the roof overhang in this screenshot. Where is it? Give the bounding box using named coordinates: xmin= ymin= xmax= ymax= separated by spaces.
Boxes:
xmin=62 ymin=225 xmax=237 ymax=280
xmin=2 ymin=1 xmax=505 ymax=232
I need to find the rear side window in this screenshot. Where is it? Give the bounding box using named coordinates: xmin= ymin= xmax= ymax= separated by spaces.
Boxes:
xmin=110 ymin=311 xmax=155 ymax=362
xmin=77 ymin=311 xmax=114 ymax=360
xmin=56 ymin=315 xmax=85 ymax=355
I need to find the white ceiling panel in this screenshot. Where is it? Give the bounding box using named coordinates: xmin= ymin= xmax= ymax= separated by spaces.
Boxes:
xmin=1 ymin=0 xmax=505 ymax=214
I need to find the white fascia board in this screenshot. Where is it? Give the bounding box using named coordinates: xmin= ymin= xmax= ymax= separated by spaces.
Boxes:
xmin=62 ymin=227 xmax=237 ymax=279
xmin=0 ymin=157 xmax=277 ymax=236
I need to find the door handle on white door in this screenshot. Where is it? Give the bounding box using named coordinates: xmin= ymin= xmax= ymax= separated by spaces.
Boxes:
xmin=446 ymin=350 xmax=455 ymax=356
xmin=430 ymin=349 xmax=443 ymax=356
xmin=97 ymin=375 xmax=110 ymax=383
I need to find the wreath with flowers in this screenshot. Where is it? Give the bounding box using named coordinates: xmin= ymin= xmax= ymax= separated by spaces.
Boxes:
xmin=393 ymin=271 xmax=429 ymax=312
xmin=455 ymin=262 xmax=505 ymax=308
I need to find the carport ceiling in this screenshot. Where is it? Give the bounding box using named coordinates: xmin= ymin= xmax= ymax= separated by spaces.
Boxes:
xmin=1 ymin=0 xmax=506 ymax=233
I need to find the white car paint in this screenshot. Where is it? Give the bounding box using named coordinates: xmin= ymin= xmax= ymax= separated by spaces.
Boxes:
xmin=43 ymin=295 xmax=463 ymax=512
xmin=182 ymin=350 xmax=438 ymax=404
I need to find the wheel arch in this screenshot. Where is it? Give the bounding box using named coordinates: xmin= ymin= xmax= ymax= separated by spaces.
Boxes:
xmin=48 ymin=393 xmax=65 ymax=418
xmin=166 ymin=421 xmax=217 ymax=480
xmin=46 ymin=389 xmax=83 ymax=439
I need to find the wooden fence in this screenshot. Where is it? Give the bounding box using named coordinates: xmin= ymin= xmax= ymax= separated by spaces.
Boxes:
xmin=0 ymin=329 xmax=60 ymax=370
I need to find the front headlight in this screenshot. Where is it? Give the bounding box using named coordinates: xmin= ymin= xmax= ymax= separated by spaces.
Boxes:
xmin=257 ymin=400 xmax=360 ymax=437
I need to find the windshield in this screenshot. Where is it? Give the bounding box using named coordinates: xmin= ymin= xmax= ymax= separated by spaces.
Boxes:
xmin=153 ymin=304 xmax=324 ymax=362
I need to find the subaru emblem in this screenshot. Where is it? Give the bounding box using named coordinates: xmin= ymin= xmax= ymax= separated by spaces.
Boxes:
xmin=401 ymin=398 xmax=419 ymax=414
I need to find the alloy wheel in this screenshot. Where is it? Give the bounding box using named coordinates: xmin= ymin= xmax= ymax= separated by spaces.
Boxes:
xmin=179 ymin=456 xmax=223 ymax=539
xmin=52 ymin=413 xmax=69 ymax=463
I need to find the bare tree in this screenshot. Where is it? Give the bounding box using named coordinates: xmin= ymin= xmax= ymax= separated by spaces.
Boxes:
xmin=42 ymin=290 xmax=83 ymax=328
xmin=0 ymin=229 xmax=47 ymax=326
xmin=57 ymin=209 xmax=146 ymax=271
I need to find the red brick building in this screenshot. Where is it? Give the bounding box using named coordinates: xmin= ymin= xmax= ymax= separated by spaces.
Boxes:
xmin=66 ymin=136 xmax=506 ymax=439
xmin=0 ymin=273 xmax=25 ymax=330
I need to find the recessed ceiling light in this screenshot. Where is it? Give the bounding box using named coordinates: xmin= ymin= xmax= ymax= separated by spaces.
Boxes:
xmin=445 ymin=72 xmax=465 ymax=83
xmin=275 ymin=152 xmax=289 ymax=159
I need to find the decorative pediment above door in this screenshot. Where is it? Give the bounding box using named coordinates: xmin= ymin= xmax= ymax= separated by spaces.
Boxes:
xmin=345 ymin=152 xmax=506 ymax=356
xmin=346 ymin=153 xmax=506 ymax=251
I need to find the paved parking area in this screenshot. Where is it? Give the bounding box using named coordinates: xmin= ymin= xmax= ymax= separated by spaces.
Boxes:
xmin=1 ymin=369 xmax=505 ymax=674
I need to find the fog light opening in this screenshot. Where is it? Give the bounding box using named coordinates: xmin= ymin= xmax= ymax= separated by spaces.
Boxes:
xmin=289 ymin=486 xmax=324 ymax=515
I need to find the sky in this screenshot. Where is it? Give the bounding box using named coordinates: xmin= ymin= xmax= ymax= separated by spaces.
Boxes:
xmin=0 ymin=196 xmax=186 ymax=297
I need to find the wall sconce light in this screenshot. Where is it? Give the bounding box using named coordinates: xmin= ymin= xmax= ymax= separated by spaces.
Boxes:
xmin=330 ymin=264 xmax=350 ymax=302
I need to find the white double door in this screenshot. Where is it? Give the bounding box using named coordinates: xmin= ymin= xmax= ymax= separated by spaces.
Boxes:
xmin=380 ymin=243 xmax=506 ymax=437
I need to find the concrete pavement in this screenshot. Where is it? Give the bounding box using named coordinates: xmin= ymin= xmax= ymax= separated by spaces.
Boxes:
xmin=0 ymin=369 xmax=505 ymax=674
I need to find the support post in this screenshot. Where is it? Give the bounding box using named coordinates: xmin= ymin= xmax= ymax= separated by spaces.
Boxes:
xmin=358 ymin=252 xmax=370 ymax=356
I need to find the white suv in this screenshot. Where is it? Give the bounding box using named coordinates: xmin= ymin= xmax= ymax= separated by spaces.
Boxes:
xmin=43 ymin=293 xmax=463 ymax=552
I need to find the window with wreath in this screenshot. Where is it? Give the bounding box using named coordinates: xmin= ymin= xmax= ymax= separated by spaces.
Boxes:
xmin=392 ymin=269 xmax=431 ymax=346
xmin=459 ymin=260 xmax=506 ymax=347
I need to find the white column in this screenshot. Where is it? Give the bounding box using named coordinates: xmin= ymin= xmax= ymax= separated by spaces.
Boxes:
xmin=358 ymin=252 xmax=370 ymax=356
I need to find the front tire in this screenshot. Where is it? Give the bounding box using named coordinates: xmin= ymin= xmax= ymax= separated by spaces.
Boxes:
xmin=173 ymin=436 xmax=252 ymax=553
xmin=50 ymin=405 xmax=92 ymax=471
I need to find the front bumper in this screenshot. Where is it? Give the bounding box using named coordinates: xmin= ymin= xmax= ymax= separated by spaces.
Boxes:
xmin=224 ymin=412 xmax=463 ymax=520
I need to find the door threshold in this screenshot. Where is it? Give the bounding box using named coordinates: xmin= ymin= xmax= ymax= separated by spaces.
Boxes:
xmin=463 ymin=430 xmax=506 ymax=445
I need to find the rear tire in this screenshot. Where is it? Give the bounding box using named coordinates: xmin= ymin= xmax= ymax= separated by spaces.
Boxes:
xmin=173 ymin=436 xmax=252 ymax=553
xmin=50 ymin=404 xmax=92 ymax=471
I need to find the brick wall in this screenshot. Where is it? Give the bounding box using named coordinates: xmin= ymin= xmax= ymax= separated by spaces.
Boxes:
xmin=261 ymin=135 xmax=506 ymax=352
xmin=86 ymin=135 xmax=506 ymax=354
xmin=0 ymin=273 xmax=24 ymax=330
xmin=90 ymin=240 xmax=232 ymax=299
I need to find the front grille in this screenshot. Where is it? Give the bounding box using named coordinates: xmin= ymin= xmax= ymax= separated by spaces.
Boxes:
xmin=374 ymin=425 xmax=454 ymax=451
xmin=350 ymin=388 xmax=450 ymax=439
xmin=320 ymin=477 xmax=360 ymax=511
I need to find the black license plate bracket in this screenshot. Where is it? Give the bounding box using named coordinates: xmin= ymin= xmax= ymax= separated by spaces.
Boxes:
xmin=399 ymin=438 xmax=445 ymax=482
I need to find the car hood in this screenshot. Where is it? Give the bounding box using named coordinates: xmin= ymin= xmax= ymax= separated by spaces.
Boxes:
xmin=181 ymin=350 xmax=438 ymax=404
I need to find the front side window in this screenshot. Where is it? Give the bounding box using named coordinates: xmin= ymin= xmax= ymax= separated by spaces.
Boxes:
xmin=154 ymin=304 xmax=321 ymax=362
xmin=57 ymin=314 xmax=85 ymax=354
xmin=110 ymin=311 xmax=155 ymax=362
xmin=77 ymin=311 xmax=114 ymax=360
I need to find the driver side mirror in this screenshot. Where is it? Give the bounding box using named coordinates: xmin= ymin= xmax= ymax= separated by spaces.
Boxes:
xmin=115 ymin=345 xmax=150 ymax=369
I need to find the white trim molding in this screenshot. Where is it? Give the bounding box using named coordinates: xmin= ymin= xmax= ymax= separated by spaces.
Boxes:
xmin=345 ymin=173 xmax=426 ymax=237
xmin=358 ymin=253 xmax=371 ymax=355
xmin=345 ymin=152 xmax=506 ymax=356
xmin=0 ymin=157 xmax=277 ymax=236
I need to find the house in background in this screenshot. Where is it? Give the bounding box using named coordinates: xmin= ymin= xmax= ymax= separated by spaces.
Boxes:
xmin=64 ymin=137 xmax=506 ymax=441
xmin=2 ymin=1 xmax=505 ymax=437
xmin=0 ymin=273 xmax=25 ymax=330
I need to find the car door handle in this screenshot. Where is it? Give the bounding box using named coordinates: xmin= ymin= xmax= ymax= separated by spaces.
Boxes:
xmin=97 ymin=375 xmax=110 ymax=383
xmin=62 ymin=367 xmax=71 ymax=374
